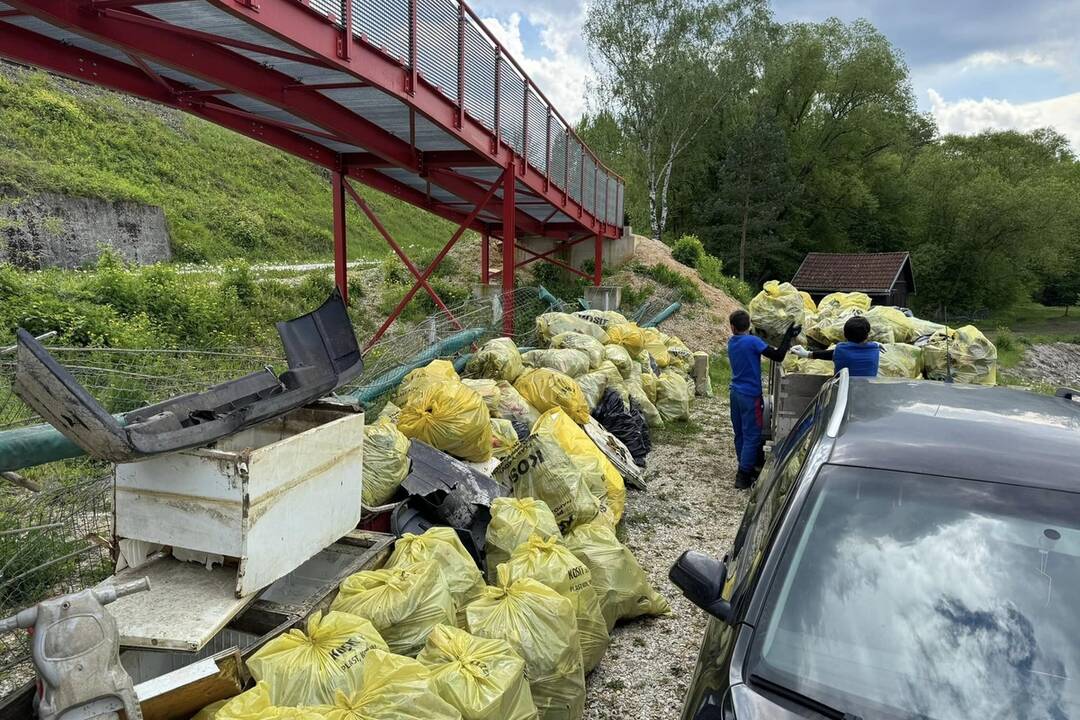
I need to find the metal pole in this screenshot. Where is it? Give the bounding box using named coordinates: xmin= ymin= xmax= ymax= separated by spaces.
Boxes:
xmin=338 ymin=0 xmax=351 ymax=60
xmin=332 ymin=169 xmax=349 ymax=303
xmin=407 ymin=0 xmax=417 ymax=95
xmin=455 ymin=3 xmax=465 ymax=129
xmin=481 ymin=232 xmax=490 ymax=284
xmin=492 ymin=47 xmax=501 ymax=155
xmin=502 ymin=169 xmax=515 ymax=336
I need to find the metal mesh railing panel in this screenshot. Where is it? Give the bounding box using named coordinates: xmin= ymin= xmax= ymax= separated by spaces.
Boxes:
xmin=416 ymin=0 xmax=458 ymax=99
xmin=569 ymin=140 xmax=583 ymax=203
xmin=311 ymin=0 xmax=344 ymax=25
xmin=462 ymin=19 xmax=497 ymax=131
xmin=526 ymin=89 xmax=547 ymax=173
xmin=583 ymin=153 xmax=596 ymax=215
xmin=498 ymin=60 xmax=525 ymax=155
xmin=361 ymin=0 xmax=411 ymax=61
xmin=550 ymin=123 xmax=568 ymax=191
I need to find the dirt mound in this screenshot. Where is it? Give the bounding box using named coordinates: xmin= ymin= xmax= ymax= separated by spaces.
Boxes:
xmin=612 ymin=235 xmax=743 ymax=354
xmin=1014 ymin=343 xmax=1080 ymax=388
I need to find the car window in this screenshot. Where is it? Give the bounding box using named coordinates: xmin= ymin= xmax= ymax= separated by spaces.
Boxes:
xmin=749 ymin=465 xmax=1080 ymax=720
xmin=725 ymin=401 xmax=818 ymax=600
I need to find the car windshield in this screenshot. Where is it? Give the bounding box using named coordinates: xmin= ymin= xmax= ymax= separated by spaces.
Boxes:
xmin=749 ymin=465 xmax=1080 ymax=720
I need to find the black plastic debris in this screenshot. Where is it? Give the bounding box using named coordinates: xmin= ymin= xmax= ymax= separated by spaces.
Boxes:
xmin=399 ymin=441 xmax=509 ymax=561
xmin=510 ymin=419 xmax=531 ymax=441
xmin=14 ymin=291 xmax=363 ymax=462
xmin=592 ymin=388 xmax=650 ymax=468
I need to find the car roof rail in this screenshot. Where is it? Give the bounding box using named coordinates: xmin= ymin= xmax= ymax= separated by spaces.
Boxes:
xmin=1056 ymin=387 xmax=1078 ymax=402
xmin=826 ymin=369 xmax=851 ymax=438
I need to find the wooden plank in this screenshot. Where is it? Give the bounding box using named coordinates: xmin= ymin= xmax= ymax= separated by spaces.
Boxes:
xmin=136 ymin=650 xmax=247 ymax=720
xmin=107 ymin=556 xmax=256 ymax=652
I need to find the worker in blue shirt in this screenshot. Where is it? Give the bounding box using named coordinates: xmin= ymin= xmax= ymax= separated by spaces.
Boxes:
xmin=792 ymin=315 xmax=880 ymax=376
xmin=727 ymin=310 xmax=800 ymax=490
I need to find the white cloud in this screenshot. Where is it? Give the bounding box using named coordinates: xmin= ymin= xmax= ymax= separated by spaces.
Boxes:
xmin=928 ymin=89 xmax=1080 ymax=149
xmin=480 ymin=11 xmax=590 ymax=122
xmin=960 ymin=50 xmax=1059 ymax=72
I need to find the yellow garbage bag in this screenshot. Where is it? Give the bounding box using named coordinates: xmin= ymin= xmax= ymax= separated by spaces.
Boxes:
xmin=465 ymin=566 xmax=585 ymax=720
xmin=594 ymin=360 xmax=623 ymax=389
xmin=490 ymin=418 xmax=520 ymax=459
xmin=664 ymin=337 xmax=693 ymax=373
xmin=417 ymin=624 xmax=538 ymax=720
xmin=626 ymin=379 xmax=663 ymax=428
xmin=493 ymin=431 xmax=600 ymax=534
xmin=922 ymin=325 xmax=997 ymax=385
xmin=462 ymin=379 xmax=502 ymax=417
xmin=817 ymin=291 xmax=871 ymax=316
xmin=331 ymin=560 xmax=457 ymax=657
xmin=907 ymin=315 xmax=946 ymax=339
xmin=378 ymin=401 xmax=401 ymax=423
xmin=549 ymin=332 xmax=605 ymax=369
xmin=386 ymin=528 xmax=486 ymax=625
xmin=605 ymin=323 xmax=645 ymax=356
xmin=362 ymin=417 xmax=410 ymax=507
xmin=748 ymin=281 xmax=806 ymax=345
xmin=781 ymin=353 xmax=835 ymax=376
xmin=601 ymin=345 xmax=633 ymax=380
xmin=246 ymin=611 xmax=388 ymax=706
xmin=486 ymin=497 xmax=562 ymax=582
xmin=533 ymin=408 xmax=626 ymax=524
xmin=398 ymin=381 xmax=493 ymax=463
xmin=514 ymin=368 xmax=590 ymax=425
xmin=640 ymin=371 xmax=657 ymax=403
xmin=573 ymin=309 xmax=628 ymax=329
xmin=215 ymin=682 xmax=326 ymax=720
xmin=878 ymin=343 xmax=923 ymax=379
xmin=655 ymin=371 xmax=691 ymax=423
xmin=466 ymin=337 xmax=524 ymax=383
xmin=564 ymin=522 xmax=670 ymax=631
xmin=807 ymin=308 xmax=896 ymax=346
xmin=494 ymin=381 xmax=541 ymax=427
xmin=866 ymin=306 xmax=919 ymax=344
xmin=640 ymin=327 xmax=671 ymax=368
xmin=535 ymin=312 xmax=609 ymax=345
xmin=506 ymin=535 xmax=610 ymax=673
xmin=574 ymin=370 xmax=609 ymax=411
xmin=396 ymin=360 xmax=460 ymax=405
xmin=192 ymin=699 xmax=228 ymax=720
xmin=799 ymin=291 xmax=817 ymax=312
xmin=319 ymin=650 xmax=462 ymax=720
xmin=521 ymin=349 xmax=591 ymax=378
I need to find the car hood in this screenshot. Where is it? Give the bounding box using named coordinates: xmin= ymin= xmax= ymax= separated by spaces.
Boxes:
xmin=729 ymin=682 xmax=826 ymax=720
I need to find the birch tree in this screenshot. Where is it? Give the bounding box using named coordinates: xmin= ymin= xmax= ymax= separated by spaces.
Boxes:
xmin=584 ymin=0 xmax=768 ymax=242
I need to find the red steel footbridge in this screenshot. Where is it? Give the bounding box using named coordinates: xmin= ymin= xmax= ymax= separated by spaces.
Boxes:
xmin=0 ymin=0 xmax=625 ymax=340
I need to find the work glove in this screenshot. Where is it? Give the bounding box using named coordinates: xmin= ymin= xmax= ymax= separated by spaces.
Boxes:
xmin=791 ymin=345 xmax=811 ymax=359
xmin=783 ymin=323 xmax=802 ymax=341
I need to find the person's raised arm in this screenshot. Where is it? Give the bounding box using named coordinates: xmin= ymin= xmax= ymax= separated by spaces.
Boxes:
xmin=762 ymin=323 xmax=801 ymax=362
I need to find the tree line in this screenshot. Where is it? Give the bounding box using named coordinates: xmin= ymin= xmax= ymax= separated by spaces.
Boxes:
xmin=580 ymin=0 xmax=1080 ymax=314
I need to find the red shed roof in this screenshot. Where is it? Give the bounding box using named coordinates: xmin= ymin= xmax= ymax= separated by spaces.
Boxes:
xmin=791 ymin=252 xmax=914 ymax=294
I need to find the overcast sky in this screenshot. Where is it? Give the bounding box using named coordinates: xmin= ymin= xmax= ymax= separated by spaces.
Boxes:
xmin=471 ymin=0 xmax=1080 ymax=147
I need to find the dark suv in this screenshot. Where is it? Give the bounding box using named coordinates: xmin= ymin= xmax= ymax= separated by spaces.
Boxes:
xmin=671 ymin=372 xmax=1080 ymax=720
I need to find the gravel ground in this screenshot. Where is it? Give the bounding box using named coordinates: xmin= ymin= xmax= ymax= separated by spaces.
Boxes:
xmin=583 ymin=393 xmax=747 ymax=719
xmin=1013 ymin=342 xmax=1080 ymax=388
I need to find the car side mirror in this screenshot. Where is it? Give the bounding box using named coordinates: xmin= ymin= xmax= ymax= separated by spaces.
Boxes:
xmin=669 ymin=550 xmax=732 ymax=622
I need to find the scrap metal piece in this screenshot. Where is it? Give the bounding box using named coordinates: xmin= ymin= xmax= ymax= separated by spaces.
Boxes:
xmin=400 ymin=441 xmax=509 ymax=558
xmin=13 ymin=291 xmax=363 ymax=462
xmin=583 ymin=417 xmax=647 ymax=491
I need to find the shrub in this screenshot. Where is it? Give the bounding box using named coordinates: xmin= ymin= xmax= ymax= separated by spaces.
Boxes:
xmin=672 ymin=235 xmax=705 ymax=269
xmin=221 ymin=259 xmax=257 ymax=303
xmin=635 ymin=263 xmax=703 ymax=303
xmin=382 ymin=258 xmax=410 ymax=286
xmin=994 ymin=325 xmax=1015 ymax=351
xmin=696 ymin=253 xmax=752 ymax=304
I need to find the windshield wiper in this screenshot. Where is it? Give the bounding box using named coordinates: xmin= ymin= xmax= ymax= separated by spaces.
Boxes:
xmin=749 ymin=674 xmax=863 ymax=720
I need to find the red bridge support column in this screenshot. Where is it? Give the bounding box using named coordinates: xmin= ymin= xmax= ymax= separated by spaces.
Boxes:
xmin=332 ymin=170 xmax=349 ymax=304
xmin=502 ymin=170 xmax=515 ymax=336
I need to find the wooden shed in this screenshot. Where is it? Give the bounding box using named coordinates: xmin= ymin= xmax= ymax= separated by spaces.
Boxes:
xmin=791 ymin=252 xmax=915 ymax=307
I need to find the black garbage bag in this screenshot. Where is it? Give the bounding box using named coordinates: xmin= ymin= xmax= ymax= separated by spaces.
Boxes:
xmin=592 ymin=389 xmax=649 ymax=467
xmin=510 ymin=419 xmax=531 ymax=441
xmin=629 ymin=397 xmax=652 ymax=458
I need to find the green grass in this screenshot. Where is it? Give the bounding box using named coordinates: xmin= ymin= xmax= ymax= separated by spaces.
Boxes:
xmin=982 ymin=301 xmax=1080 ymax=370
xmin=0 ymin=63 xmax=461 ymax=263
xmin=653 ymin=418 xmax=703 ymax=445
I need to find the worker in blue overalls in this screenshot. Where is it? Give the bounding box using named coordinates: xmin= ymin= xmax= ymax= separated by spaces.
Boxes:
xmin=791 ymin=315 xmax=881 ymax=376
xmin=727 ymin=310 xmax=800 ymax=490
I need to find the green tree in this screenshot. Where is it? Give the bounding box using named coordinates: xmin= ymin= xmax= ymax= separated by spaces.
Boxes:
xmin=584 ymin=0 xmax=770 ymax=242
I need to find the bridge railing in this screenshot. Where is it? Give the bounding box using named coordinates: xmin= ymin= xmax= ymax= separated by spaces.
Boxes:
xmin=307 ymin=0 xmax=625 ymax=228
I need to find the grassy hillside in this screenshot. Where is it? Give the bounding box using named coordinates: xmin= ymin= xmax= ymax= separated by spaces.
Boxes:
xmin=0 ymin=62 xmax=457 ymax=263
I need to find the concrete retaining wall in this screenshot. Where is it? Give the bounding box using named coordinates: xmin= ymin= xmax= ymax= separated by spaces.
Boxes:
xmin=515 ymin=230 xmax=636 ymax=273
xmin=0 ymin=193 xmax=171 ymax=269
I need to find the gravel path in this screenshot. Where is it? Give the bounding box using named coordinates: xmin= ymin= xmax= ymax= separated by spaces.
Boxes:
xmin=583 ymin=393 xmax=747 ymax=719
xmin=1014 ymin=342 xmax=1080 ymax=388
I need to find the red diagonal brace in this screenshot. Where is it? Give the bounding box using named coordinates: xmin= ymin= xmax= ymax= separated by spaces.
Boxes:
xmin=514 ymin=236 xmax=591 ymax=269
xmin=515 ymin=243 xmax=592 ymax=280
xmin=364 ymin=169 xmax=507 ymax=350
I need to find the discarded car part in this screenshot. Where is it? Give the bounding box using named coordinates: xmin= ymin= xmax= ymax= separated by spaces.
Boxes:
xmin=13 ymin=291 xmax=363 ymax=462
xmin=400 ymin=441 xmax=509 ymax=560
xmin=0 ymin=577 xmax=150 ymax=720
xmin=583 ymin=418 xmax=646 ymax=491
xmin=115 ymin=402 xmax=364 ymax=599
